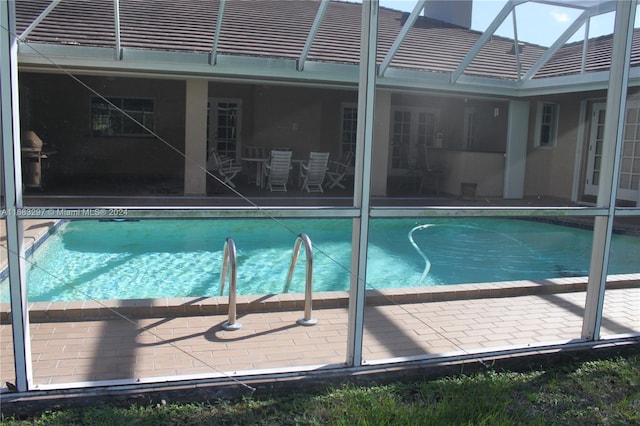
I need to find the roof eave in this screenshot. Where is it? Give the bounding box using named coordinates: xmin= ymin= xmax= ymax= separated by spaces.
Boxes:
xmin=18 ymin=42 xmax=639 ymax=98
xmin=518 ymin=67 xmax=640 ymax=95
xmin=17 ymin=43 xmax=360 ymax=86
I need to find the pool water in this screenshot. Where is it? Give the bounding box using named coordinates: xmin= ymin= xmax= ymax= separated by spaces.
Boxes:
xmin=1 ymin=218 xmax=638 ymax=302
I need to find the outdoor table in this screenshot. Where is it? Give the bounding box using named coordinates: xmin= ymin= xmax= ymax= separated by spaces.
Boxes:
xmin=241 ymin=157 xmax=268 ymax=187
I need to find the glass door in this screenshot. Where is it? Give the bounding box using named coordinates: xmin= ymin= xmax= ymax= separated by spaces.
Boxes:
xmin=208 ymin=98 xmax=242 ymax=159
xmin=586 ymin=102 xmax=640 ymax=203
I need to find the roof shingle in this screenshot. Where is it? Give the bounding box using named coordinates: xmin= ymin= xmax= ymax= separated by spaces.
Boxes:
xmin=14 ymin=0 xmax=636 ymax=81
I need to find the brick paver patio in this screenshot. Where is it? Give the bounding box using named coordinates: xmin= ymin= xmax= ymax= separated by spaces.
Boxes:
xmin=1 ymin=287 xmax=638 ymax=389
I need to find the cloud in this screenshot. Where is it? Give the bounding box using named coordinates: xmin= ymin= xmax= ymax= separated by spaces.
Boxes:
xmin=550 ymin=9 xmax=571 ymax=23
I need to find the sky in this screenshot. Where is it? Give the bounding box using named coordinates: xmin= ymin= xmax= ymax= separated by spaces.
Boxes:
xmin=375 ymin=0 xmax=639 ymax=47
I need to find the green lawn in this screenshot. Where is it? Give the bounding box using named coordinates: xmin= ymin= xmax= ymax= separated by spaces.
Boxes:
xmin=2 ymin=353 xmax=639 ymax=425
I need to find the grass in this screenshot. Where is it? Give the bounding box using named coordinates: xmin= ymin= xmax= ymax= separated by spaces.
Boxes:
xmin=1 ymin=353 xmax=639 ymax=425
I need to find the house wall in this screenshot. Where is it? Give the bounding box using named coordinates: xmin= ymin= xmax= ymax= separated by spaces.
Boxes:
xmin=524 ymin=87 xmax=640 ymax=203
xmin=523 ymin=90 xmax=614 ymax=201
xmin=390 ymin=93 xmax=509 ymax=153
xmin=524 ymin=93 xmax=582 ymax=199
xmin=387 ymin=93 xmax=510 ymax=197
xmin=436 ymin=150 xmax=505 ymax=196
xmin=19 ymin=73 xmax=186 ymax=181
xmin=248 ymin=84 xmax=356 ymax=159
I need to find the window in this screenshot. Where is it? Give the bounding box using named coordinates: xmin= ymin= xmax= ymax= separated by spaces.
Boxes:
xmin=91 ymin=97 xmax=155 ymax=136
xmin=463 ymin=107 xmax=476 ymax=150
xmin=390 ymin=107 xmax=439 ymax=169
xmin=207 ymin=99 xmax=241 ymax=158
xmin=341 ymin=104 xmax=357 ymax=159
xmin=534 ymin=102 xmax=559 ymax=148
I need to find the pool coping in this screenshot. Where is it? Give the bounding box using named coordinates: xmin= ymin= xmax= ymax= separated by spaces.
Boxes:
xmin=0 ymin=219 xmax=64 ymax=281
xmin=1 ymin=273 xmax=638 ymax=324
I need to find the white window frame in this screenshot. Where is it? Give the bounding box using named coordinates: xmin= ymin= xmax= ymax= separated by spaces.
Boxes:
xmin=340 ymin=103 xmax=358 ymax=158
xmin=463 ymin=106 xmax=476 ymax=150
xmin=208 ymin=98 xmax=242 ymax=159
xmin=389 ymin=106 xmax=440 ymax=170
xmin=534 ymin=101 xmax=559 ymax=148
xmin=91 ymin=97 xmax=155 ymax=137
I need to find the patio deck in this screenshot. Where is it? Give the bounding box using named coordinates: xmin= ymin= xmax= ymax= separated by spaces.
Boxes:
xmin=1 ymin=280 xmax=638 ymax=390
xmin=19 ymin=175 xmax=603 ymax=208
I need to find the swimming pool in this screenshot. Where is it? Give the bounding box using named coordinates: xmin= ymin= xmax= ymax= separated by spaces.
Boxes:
xmin=0 ymin=218 xmax=638 ymax=302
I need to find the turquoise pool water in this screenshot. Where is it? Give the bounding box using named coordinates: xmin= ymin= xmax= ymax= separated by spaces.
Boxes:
xmin=0 ymin=218 xmax=638 ymax=302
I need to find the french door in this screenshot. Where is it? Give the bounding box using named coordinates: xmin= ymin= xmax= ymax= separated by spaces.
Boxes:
xmin=207 ymin=98 xmax=242 ymax=159
xmin=389 ymin=107 xmax=439 ymax=170
xmin=586 ymin=102 xmax=640 ymax=202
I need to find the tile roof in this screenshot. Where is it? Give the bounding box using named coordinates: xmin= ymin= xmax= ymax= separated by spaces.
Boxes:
xmin=536 ymin=30 xmax=640 ymax=78
xmin=13 ymin=0 xmax=636 ymax=82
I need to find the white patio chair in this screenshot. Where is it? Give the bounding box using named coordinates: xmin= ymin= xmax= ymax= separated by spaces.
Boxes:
xmin=263 ymin=150 xmax=292 ymax=192
xmin=299 ymin=151 xmax=330 ymax=192
xmin=324 ymin=151 xmax=353 ymax=190
xmin=207 ymin=149 xmax=242 ymax=189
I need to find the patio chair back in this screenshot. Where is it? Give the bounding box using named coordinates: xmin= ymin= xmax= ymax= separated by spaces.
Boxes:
xmin=207 ymin=149 xmax=242 ymax=188
xmin=264 ymin=150 xmax=293 ymax=192
xmin=300 ymin=151 xmax=330 ymax=192
xmin=325 ymin=151 xmax=353 ymax=190
xmin=243 ymin=145 xmax=266 ymax=159
xmin=207 ymin=149 xmax=223 ymax=171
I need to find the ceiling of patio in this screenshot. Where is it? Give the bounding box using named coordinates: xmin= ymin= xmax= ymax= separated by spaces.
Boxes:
xmin=12 ymin=0 xmax=640 ymax=96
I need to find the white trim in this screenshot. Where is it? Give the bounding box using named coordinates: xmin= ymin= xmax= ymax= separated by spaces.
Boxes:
xmin=297 ymin=0 xmax=328 ymax=72
xmin=1 ymin=0 xmax=33 ymax=392
xmin=572 ymin=100 xmax=588 ymax=202
xmin=209 ymin=0 xmax=226 ymax=66
xmin=347 ymin=0 xmax=377 ymax=369
xmin=208 ymin=98 xmax=243 ymax=160
xmin=378 ymin=0 xmax=427 ymax=77
xmin=340 ymin=102 xmax=358 ymax=156
xmin=533 ymin=101 xmax=559 ymax=148
xmin=388 ymin=106 xmax=440 ymax=170
xmin=585 ymin=102 xmax=606 ymax=196
xmin=582 ymin=0 xmax=636 ymax=341
xmin=463 ymin=106 xmax=476 ymax=150
xmin=451 ymin=0 xmax=525 ymax=83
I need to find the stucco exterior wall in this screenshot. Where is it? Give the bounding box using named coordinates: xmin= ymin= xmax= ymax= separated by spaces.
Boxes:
xmin=248 ymin=84 xmax=356 ymax=159
xmin=19 ymin=73 xmax=186 ymax=181
xmin=523 ymin=91 xmax=604 ymax=200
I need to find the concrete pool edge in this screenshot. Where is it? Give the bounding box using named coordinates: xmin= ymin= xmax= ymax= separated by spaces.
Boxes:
xmin=1 ymin=274 xmax=638 ymax=323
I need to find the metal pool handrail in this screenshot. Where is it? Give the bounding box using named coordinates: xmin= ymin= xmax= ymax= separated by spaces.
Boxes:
xmin=284 ymin=233 xmax=317 ymax=326
xmin=220 ymin=237 xmax=241 ymax=330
